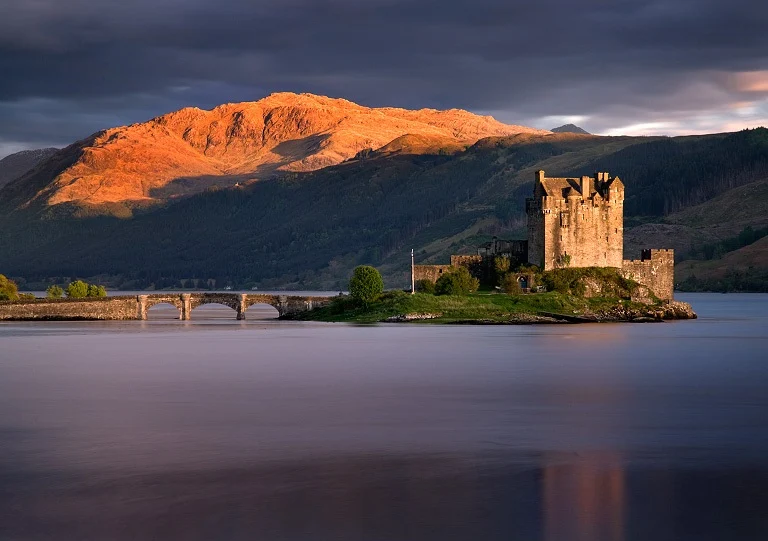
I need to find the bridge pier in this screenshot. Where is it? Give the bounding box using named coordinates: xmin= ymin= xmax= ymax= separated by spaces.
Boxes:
xmin=237 ymin=294 xmax=247 ymax=320
xmin=180 ymin=294 xmax=192 ymax=321
xmin=137 ymin=295 xmax=148 ymax=320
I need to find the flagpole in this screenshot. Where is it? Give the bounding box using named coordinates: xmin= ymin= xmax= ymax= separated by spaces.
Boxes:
xmin=411 ymin=248 xmax=415 ymax=294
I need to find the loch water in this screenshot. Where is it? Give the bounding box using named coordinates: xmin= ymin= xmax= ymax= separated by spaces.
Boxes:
xmin=1 ymin=293 xmax=767 ymax=540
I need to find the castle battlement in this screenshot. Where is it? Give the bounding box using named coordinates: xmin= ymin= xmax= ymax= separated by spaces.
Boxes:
xmin=621 ymin=249 xmax=674 ymax=301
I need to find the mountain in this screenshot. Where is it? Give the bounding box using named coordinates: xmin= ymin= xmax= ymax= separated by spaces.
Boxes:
xmin=551 ymin=124 xmax=590 ymax=135
xmin=0 ymin=148 xmax=58 ymax=189
xmin=0 ymin=93 xmax=546 ymax=213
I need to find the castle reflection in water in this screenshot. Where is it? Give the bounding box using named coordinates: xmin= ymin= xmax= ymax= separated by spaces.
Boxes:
xmin=542 ymin=452 xmax=625 ymax=541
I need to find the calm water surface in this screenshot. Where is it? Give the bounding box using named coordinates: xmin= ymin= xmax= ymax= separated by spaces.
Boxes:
xmin=1 ymin=293 xmax=767 ymax=540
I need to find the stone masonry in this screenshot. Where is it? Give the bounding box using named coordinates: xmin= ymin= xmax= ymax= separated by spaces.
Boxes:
xmin=413 ymin=264 xmax=453 ymax=283
xmin=526 ymin=170 xmax=624 ymax=270
xmin=0 ymin=293 xmax=333 ymax=321
xmin=620 ymin=249 xmax=675 ymax=301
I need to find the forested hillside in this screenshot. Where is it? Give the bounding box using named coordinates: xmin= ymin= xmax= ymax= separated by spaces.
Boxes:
xmin=1 ymin=129 xmax=767 ymax=291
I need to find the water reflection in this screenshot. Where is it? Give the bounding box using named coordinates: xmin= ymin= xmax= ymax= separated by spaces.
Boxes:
xmin=543 ymin=452 xmax=624 ymax=541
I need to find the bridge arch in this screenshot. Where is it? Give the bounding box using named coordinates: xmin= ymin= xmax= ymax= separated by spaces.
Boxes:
xmin=138 ymin=294 xmax=185 ymax=320
xmin=145 ymin=302 xmax=183 ymax=320
xmin=189 ymin=294 xmax=241 ymax=313
xmin=242 ymin=301 xmax=281 ymax=319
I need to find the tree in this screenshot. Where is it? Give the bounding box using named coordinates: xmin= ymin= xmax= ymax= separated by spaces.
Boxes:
xmin=46 ymin=285 xmax=64 ymax=299
xmin=0 ymin=274 xmax=19 ymax=301
xmin=434 ymin=267 xmax=479 ymax=296
xmin=87 ymin=284 xmax=107 ymax=297
xmin=493 ymin=256 xmax=511 ymax=282
xmin=349 ymin=265 xmax=384 ymax=305
xmin=66 ymin=280 xmax=89 ymax=298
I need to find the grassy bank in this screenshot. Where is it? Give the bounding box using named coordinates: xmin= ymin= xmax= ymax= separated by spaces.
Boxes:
xmin=286 ymin=290 xmax=657 ymax=324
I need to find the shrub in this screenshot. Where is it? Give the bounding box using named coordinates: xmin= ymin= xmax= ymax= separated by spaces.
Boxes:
xmin=555 ymin=253 xmax=572 ymax=268
xmin=434 ymin=267 xmax=479 ymax=296
xmin=87 ymin=284 xmax=107 ymax=297
xmin=501 ymin=273 xmax=523 ymax=294
xmin=18 ymin=293 xmax=36 ymax=301
xmin=66 ymin=280 xmax=89 ymax=298
xmin=380 ymin=289 xmax=409 ymax=301
xmin=540 ymin=267 xmax=637 ymax=298
xmin=0 ymin=274 xmax=19 ymax=301
xmin=415 ymin=279 xmax=436 ymax=294
xmin=493 ymin=256 xmax=511 ymax=285
xmin=349 ymin=265 xmax=384 ymax=305
xmin=46 ymin=285 xmax=64 ymax=299
xmin=328 ymin=295 xmax=353 ymax=315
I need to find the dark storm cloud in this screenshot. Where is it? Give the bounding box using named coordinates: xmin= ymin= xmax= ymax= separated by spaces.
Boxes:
xmin=1 ymin=0 xmax=767 ymax=155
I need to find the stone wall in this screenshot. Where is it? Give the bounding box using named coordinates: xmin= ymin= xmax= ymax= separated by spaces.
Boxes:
xmin=526 ymin=197 xmax=545 ymax=269
xmin=451 ymin=255 xmax=485 ymax=279
xmin=539 ymin=195 xmax=623 ymax=270
xmin=0 ymin=297 xmax=139 ymax=320
xmin=414 ymin=264 xmax=453 ymax=283
xmin=621 ymin=249 xmax=675 ymax=301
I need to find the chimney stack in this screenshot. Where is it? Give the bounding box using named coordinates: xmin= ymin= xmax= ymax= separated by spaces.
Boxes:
xmin=580 ymin=175 xmax=591 ymax=198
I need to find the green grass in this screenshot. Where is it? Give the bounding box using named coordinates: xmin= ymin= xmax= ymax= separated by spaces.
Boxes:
xmin=287 ymin=290 xmax=648 ymax=324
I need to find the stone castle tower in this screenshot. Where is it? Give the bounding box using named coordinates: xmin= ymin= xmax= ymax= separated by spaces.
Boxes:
xmin=415 ymin=168 xmax=674 ymax=301
xmin=526 ymin=170 xmax=624 ymax=270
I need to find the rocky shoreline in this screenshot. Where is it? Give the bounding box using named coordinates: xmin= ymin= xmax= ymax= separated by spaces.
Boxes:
xmin=380 ymin=300 xmax=697 ymax=325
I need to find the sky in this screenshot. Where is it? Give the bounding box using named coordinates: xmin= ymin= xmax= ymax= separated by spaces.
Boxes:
xmin=1 ymin=0 xmax=767 ymax=158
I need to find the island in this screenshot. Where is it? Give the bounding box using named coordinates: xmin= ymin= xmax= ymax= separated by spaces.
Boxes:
xmin=286 ymin=266 xmax=696 ymax=324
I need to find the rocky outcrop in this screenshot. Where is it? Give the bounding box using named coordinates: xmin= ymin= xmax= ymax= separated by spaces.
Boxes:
xmin=384 ymin=312 xmax=443 ymax=322
xmin=592 ymin=300 xmax=697 ymax=322
xmin=652 ymin=300 xmax=698 ymax=320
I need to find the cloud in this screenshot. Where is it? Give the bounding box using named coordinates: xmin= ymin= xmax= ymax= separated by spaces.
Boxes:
xmin=0 ymin=0 xmax=767 ymax=156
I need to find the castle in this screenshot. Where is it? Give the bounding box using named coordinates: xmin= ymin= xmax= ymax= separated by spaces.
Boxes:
xmin=414 ymin=170 xmax=675 ymax=300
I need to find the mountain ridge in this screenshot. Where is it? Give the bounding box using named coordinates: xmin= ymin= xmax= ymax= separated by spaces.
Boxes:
xmin=2 ymin=93 xmax=547 ymax=211
xmin=0 ymin=148 xmax=58 ymax=189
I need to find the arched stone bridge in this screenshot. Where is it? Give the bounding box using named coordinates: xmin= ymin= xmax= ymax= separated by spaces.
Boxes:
xmin=0 ymin=293 xmax=334 ymax=321
xmin=139 ymin=293 xmax=332 ymax=320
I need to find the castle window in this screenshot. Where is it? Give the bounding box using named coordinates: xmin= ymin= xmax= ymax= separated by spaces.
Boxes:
xmin=560 ymin=213 xmax=570 ymax=228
